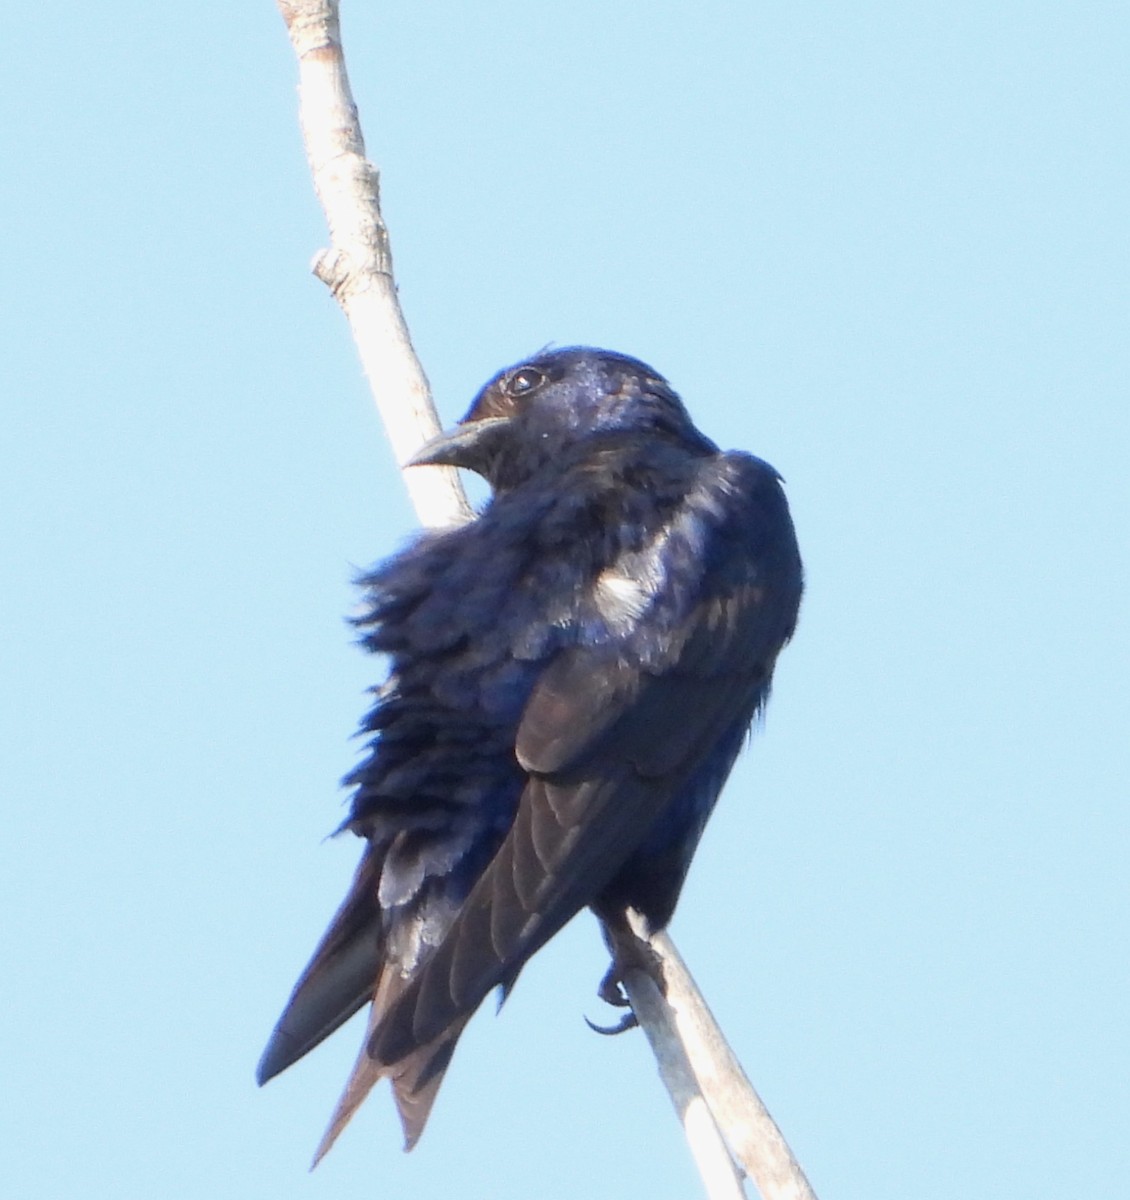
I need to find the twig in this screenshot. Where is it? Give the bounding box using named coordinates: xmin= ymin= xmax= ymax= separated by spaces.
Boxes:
xmin=274 ymin=4 xmax=816 ymax=1198
xmin=276 ymin=0 xmax=471 ymax=529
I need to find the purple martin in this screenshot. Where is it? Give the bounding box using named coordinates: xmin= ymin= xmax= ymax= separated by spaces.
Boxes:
xmin=256 ymin=347 xmax=803 ymax=1161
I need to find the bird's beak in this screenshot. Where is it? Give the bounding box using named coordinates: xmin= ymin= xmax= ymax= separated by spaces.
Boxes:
xmin=407 ymin=416 xmax=512 ymax=473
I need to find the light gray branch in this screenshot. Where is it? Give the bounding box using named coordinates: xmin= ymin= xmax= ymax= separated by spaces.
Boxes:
xmin=624 ymin=916 xmax=820 ymax=1200
xmin=277 ymin=0 xmax=471 ymax=529
xmin=274 ymin=4 xmax=817 ymax=1198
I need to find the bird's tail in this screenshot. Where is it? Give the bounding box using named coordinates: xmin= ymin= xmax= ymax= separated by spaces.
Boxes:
xmin=257 ymin=845 xmax=471 ymax=1160
xmin=310 ymin=969 xmax=468 ymax=1165
xmin=390 ymin=1023 xmax=466 ymax=1150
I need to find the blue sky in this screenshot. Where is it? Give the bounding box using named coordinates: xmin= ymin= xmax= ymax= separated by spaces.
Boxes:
xmin=2 ymin=2 xmax=1127 ymax=1197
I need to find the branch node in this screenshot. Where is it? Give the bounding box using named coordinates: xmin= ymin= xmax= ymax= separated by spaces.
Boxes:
xmin=310 ymin=247 xmax=337 ymax=286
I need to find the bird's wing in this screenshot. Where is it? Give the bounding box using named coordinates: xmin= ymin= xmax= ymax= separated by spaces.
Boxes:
xmin=256 ymin=847 xmax=385 ymax=1086
xmin=369 ymin=537 xmax=795 ymax=1066
xmin=517 ymin=582 xmax=782 ymax=778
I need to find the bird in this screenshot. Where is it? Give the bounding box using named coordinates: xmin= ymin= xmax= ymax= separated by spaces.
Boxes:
xmin=256 ymin=346 xmax=803 ymax=1163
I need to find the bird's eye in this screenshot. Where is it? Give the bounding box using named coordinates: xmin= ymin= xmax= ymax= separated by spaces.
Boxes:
xmin=504 ymin=367 xmax=546 ymax=397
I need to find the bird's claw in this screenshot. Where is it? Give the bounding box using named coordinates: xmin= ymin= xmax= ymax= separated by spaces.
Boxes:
xmin=584 ymin=1011 xmax=639 ymax=1036
xmin=582 ymin=957 xmax=646 ymax=1036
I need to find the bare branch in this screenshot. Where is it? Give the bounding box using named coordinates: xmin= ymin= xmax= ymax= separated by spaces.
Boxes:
xmin=275 ymin=4 xmax=817 ymax=1198
xmin=616 ymin=940 xmax=749 ymax=1200
xmin=646 ymin=923 xmax=819 ymax=1200
xmin=277 ymin=0 xmax=471 ymax=529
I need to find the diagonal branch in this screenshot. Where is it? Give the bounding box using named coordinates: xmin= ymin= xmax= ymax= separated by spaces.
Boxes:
xmin=611 ymin=915 xmax=819 ymax=1200
xmin=276 ymin=0 xmax=471 ymax=529
xmin=274 ymin=4 xmax=817 ymax=1198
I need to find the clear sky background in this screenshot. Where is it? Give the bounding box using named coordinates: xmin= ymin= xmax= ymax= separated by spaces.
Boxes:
xmin=3 ymin=2 xmax=1127 ymax=1198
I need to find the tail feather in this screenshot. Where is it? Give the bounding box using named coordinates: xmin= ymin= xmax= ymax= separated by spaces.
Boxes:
xmin=259 ymin=846 xmax=474 ymax=1159
xmin=310 ymin=998 xmax=389 ymax=1167
xmin=310 ymin=966 xmax=468 ymax=1164
xmin=390 ymin=1022 xmax=467 ymax=1150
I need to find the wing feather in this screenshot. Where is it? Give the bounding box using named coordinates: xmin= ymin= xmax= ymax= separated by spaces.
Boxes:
xmin=256 ymin=849 xmax=384 ymax=1085
xmin=367 ymin=468 xmax=801 ymax=1067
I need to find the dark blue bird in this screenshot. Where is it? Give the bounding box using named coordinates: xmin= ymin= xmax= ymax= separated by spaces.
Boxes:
xmin=256 ymin=347 xmax=803 ymax=1161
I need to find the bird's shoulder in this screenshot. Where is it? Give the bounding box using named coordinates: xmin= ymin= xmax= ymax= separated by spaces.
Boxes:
xmin=508 ymin=446 xmax=801 ymax=776
xmin=356 ymin=438 xmax=797 ymax=675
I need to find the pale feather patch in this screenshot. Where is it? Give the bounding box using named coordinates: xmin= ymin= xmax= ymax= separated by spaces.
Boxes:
xmin=593 ymin=568 xmax=651 ymax=626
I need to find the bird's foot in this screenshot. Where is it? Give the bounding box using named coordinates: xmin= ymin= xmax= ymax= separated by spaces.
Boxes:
xmin=598 ymin=960 xmax=633 ymax=1009
xmin=584 ymin=962 xmax=638 ymax=1034
xmin=584 ymin=917 xmax=666 ymax=1036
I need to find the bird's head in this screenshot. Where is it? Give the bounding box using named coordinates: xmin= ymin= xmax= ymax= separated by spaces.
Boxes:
xmin=409 ymin=347 xmax=712 ymax=492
